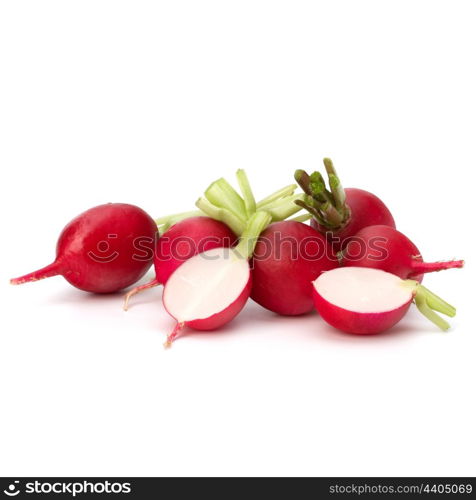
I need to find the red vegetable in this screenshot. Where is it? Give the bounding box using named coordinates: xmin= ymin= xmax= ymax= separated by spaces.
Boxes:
xmin=162 ymin=212 xmax=270 ymax=346
xmin=251 ymin=221 xmax=337 ymax=315
xmin=295 ymin=158 xmax=395 ymax=250
xmin=123 ymin=216 xmax=236 ymax=310
xmin=10 ymin=203 xmax=157 ymax=293
xmin=313 ymin=267 xmax=456 ymax=335
xmin=311 ymin=188 xmax=395 ymax=247
xmin=341 ymin=225 xmax=464 ymax=282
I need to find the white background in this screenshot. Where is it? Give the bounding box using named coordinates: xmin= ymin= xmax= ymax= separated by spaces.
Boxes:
xmin=0 ymin=1 xmax=474 ymax=477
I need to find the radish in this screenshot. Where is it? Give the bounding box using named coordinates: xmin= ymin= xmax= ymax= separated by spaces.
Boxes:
xmin=162 ymin=211 xmax=272 ymax=346
xmin=124 ymin=169 xmax=304 ymax=310
xmin=340 ymin=225 xmax=464 ymax=282
xmin=11 ymin=203 xmax=157 ymax=293
xmin=313 ymin=267 xmax=456 ymax=335
xmin=295 ymin=158 xmax=395 ymax=250
xmin=123 ymin=216 xmax=237 ymax=310
xmin=251 ymin=221 xmax=337 ymax=315
xmin=160 ymin=169 xmax=311 ymax=345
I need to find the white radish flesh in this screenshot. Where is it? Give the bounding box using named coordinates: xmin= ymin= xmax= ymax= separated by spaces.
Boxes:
xmin=163 ymin=247 xmax=250 ymax=323
xmin=315 ymin=267 xmax=412 ymax=314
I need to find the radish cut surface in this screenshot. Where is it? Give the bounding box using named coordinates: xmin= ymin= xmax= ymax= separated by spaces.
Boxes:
xmin=163 ymin=247 xmax=250 ymax=323
xmin=312 ymin=267 xmax=456 ymax=335
xmin=314 ymin=267 xmax=412 ymax=314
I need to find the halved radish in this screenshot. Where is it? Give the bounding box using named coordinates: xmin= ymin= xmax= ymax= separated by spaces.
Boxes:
xmin=312 ymin=267 xmax=456 ymax=335
xmin=122 ymin=216 xmax=237 ymax=310
xmin=162 ymin=211 xmax=272 ymax=346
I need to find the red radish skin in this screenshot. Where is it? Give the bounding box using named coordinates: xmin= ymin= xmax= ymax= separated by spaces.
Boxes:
xmin=311 ymin=188 xmax=396 ymax=249
xmin=312 ymin=267 xmax=456 ymax=335
xmin=341 ymin=225 xmax=464 ymax=282
xmin=156 ymin=217 xmax=237 ymax=283
xmin=11 ymin=203 xmax=157 ymax=293
xmin=313 ymin=286 xmax=412 ymax=334
xmin=123 ymin=216 xmax=236 ymax=310
xmin=251 ymin=221 xmax=337 ymax=315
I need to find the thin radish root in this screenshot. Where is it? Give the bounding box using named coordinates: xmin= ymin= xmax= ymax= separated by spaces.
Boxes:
xmin=10 ymin=261 xmax=62 ymax=285
xmin=340 ymin=225 xmax=465 ymax=283
xmin=410 ymin=259 xmax=465 ymax=276
xmin=123 ymin=279 xmax=160 ymax=311
xmin=164 ymin=322 xmax=185 ymax=348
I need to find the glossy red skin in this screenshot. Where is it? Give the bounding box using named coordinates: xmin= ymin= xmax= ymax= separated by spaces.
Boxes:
xmin=155 ymin=217 xmax=237 ymax=284
xmin=311 ymin=188 xmax=396 ymax=251
xmin=11 ymin=203 xmax=157 ymax=293
xmin=251 ymin=221 xmax=338 ymax=315
xmin=312 ymin=286 xmax=412 ymax=334
xmin=163 ymin=268 xmax=252 ymax=331
xmin=341 ymin=225 xmax=424 ymax=282
xmin=340 ymin=225 xmax=464 ymax=283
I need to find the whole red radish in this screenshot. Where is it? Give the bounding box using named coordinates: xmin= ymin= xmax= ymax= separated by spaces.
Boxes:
xmin=162 ymin=211 xmax=271 ymax=346
xmin=341 ymin=225 xmax=464 ymax=282
xmin=312 ymin=187 xmax=395 ymax=247
xmin=123 ymin=216 xmax=237 ymax=310
xmin=11 ymin=203 xmax=157 ymax=293
xmin=313 ymin=267 xmax=456 ymax=335
xmin=251 ymin=221 xmax=337 ymax=315
xmin=295 ymin=158 xmax=395 ymax=251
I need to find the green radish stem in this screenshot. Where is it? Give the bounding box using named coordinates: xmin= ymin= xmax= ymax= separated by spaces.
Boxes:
xmin=294 ymin=158 xmax=350 ymax=231
xmin=155 ymin=210 xmax=203 ymax=233
xmin=309 ymin=171 xmax=334 ymax=205
xmin=324 ymin=158 xmax=346 ymax=210
xmin=205 ymin=178 xmax=246 ymax=221
xmin=256 ymin=184 xmax=297 ymax=209
xmin=234 ymin=211 xmax=273 ymax=260
xmin=320 ymin=201 xmax=345 ymax=227
xmin=196 ymin=197 xmax=246 ymax=235
xmin=196 ymin=172 xmax=306 ymax=235
xmin=236 ymin=169 xmax=256 ymax=217
xmin=155 ymin=172 xmax=304 ymax=238
xmin=404 ymin=280 xmax=456 ymax=331
xmin=155 ymin=211 xmax=201 ymax=226
xmin=290 ymin=213 xmax=312 ymax=223
xmin=156 ymin=173 xmax=304 ymax=237
xmin=264 ymin=194 xmax=304 ymax=221
xmin=294 ymin=198 xmax=328 ymax=226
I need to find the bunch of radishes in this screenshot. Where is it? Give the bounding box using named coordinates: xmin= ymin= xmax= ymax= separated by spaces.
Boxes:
xmin=11 ymin=159 xmax=464 ymax=345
